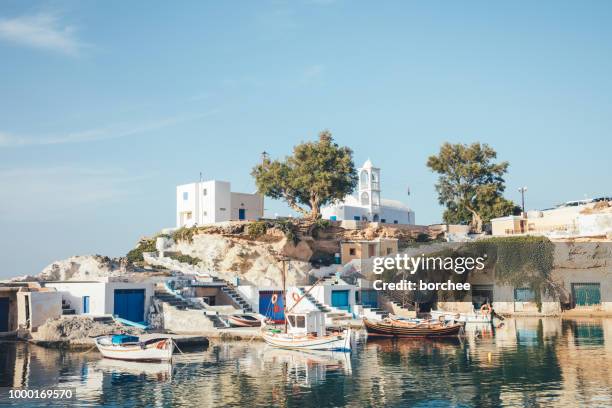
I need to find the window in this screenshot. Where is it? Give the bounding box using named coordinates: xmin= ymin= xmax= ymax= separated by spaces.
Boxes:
xmin=381 ymin=219 xmax=386 ymax=223
xmin=354 ymin=216 xmax=361 ymax=221
xmin=393 ymin=220 xmax=398 ymax=224
xmin=386 ymin=248 xmax=392 ymax=255
xmin=349 ymin=248 xmax=356 ymax=256
xmin=183 ymin=192 xmax=189 ymax=200
xmin=360 ymin=192 xmax=370 ymax=206
xmin=296 ymin=315 xmax=305 ymax=328
xmin=514 ymin=288 xmax=536 ymax=302
xmin=203 ymin=211 xmax=207 ymax=216
xmin=203 ymin=189 xmax=207 ymax=196
xmin=360 ymin=170 xmax=369 ymax=189
xmin=219 ymin=208 xmax=226 ymax=211
xmin=287 ymin=315 xmax=296 ymax=327
xmin=83 ymin=296 xmax=90 ymax=314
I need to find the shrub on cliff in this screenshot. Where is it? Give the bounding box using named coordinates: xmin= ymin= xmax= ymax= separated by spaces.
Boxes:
xmin=126 ymin=238 xmax=157 ymax=264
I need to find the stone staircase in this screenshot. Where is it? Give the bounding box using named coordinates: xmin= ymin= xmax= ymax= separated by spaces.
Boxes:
xmin=221 ymin=285 xmax=253 ymax=313
xmin=154 ymin=288 xmax=228 ymax=328
xmin=146 ymin=253 xmax=254 ymax=314
xmin=296 ymin=288 xmax=354 ymax=324
xmin=359 ymin=305 xmax=389 ymax=319
xmin=379 ymin=293 xmax=416 ymax=315
xmin=61 ymin=299 xmax=75 ymax=315
xmin=297 ymin=288 xmax=331 ymax=313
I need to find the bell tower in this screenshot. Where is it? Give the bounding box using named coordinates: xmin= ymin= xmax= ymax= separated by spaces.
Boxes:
xmin=358 ymin=159 xmax=381 ymax=220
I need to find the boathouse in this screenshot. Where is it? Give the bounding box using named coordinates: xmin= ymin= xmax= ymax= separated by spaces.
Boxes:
xmin=45 ymin=278 xmax=155 ymax=324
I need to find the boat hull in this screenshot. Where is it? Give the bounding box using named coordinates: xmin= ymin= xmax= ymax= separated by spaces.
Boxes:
xmin=363 ymin=318 xmax=463 ymax=338
xmin=430 ymin=310 xmax=492 ymax=324
xmin=262 ymin=329 xmax=352 ymax=351
xmin=228 ymin=315 xmax=262 ymax=327
xmin=95 ymin=337 xmax=174 ymax=362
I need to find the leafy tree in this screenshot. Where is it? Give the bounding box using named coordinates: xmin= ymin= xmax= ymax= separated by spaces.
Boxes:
xmin=252 ymin=131 xmax=358 ymax=219
xmin=427 ymin=142 xmax=519 ymax=232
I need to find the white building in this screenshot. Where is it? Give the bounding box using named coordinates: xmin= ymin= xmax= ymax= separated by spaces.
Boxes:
xmin=176 ymin=180 xmax=264 ymax=227
xmin=321 ymin=159 xmax=415 ymax=225
xmin=44 ymin=279 xmax=155 ymax=324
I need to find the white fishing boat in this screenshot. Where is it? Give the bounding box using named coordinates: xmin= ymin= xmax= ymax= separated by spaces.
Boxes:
xmin=261 ymin=257 xmax=352 ymax=352
xmin=430 ymin=304 xmax=493 ymax=324
xmin=262 ymin=310 xmax=352 ymax=351
xmin=95 ymin=334 xmax=174 ymax=362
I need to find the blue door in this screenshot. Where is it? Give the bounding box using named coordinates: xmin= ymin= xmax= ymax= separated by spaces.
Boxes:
xmin=83 ymin=296 xmax=90 ymax=314
xmin=238 ymin=208 xmax=246 ymax=220
xmin=0 ymin=298 xmax=9 ymax=332
xmin=258 ymin=291 xmax=284 ymax=323
xmin=114 ymin=289 xmax=145 ymax=323
xmin=331 ymin=290 xmax=350 ymax=312
xmin=360 ymin=290 xmax=378 ymax=307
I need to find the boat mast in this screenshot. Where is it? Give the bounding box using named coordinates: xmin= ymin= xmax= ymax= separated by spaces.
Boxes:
xmin=281 ymin=257 xmax=288 ymax=333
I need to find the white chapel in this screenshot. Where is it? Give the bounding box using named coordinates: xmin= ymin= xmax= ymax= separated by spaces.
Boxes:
xmin=321 ymin=159 xmax=415 ymax=225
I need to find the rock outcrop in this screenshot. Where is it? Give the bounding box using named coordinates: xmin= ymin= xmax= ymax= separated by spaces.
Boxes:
xmin=13 ymin=255 xmax=131 ymax=282
xmin=168 ymin=233 xmax=313 ymax=287
xmin=31 ymin=316 xmax=144 ymax=346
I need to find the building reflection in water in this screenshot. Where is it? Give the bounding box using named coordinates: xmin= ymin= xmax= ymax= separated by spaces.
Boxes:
xmin=0 ymin=318 xmax=610 ymax=407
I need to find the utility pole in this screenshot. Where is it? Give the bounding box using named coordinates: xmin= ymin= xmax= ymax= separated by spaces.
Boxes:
xmin=518 ymin=187 xmax=528 ymax=215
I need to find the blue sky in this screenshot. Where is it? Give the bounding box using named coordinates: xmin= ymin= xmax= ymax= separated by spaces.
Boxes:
xmin=1 ymin=1 xmax=611 ymax=278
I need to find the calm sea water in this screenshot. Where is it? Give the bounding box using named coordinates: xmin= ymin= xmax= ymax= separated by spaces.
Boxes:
xmin=0 ymin=318 xmax=611 ymax=408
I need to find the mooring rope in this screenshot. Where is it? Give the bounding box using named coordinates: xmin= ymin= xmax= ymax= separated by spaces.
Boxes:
xmin=173 ymin=339 xmax=185 ymax=355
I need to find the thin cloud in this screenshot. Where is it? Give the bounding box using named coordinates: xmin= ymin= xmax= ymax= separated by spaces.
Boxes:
xmin=0 ymin=166 xmax=152 ymax=220
xmin=0 ymin=12 xmax=82 ymax=55
xmin=303 ymin=64 xmax=325 ymax=80
xmin=0 ymin=111 xmax=217 ymax=147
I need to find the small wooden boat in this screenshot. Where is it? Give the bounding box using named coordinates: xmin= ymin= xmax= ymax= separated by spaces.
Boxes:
xmin=363 ymin=317 xmax=464 ymax=338
xmin=262 ymin=311 xmax=352 ymax=352
xmin=95 ymin=334 xmax=174 ymax=362
xmin=430 ymin=308 xmax=492 ymax=324
xmin=228 ymin=314 xmax=262 ymax=327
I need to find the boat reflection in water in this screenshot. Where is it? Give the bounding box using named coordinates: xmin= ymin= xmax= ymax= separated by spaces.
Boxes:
xmin=94 ymin=358 xmax=173 ymax=381
xmin=259 ymin=346 xmax=352 ymax=387
xmin=0 ymin=317 xmax=611 ymax=407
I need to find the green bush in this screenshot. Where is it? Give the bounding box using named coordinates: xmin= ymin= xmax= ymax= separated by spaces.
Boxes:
xmin=247 ymin=221 xmax=268 ymax=239
xmin=172 ymin=226 xmax=200 ymax=243
xmin=273 ymin=219 xmax=299 ymax=245
xmin=126 ymin=238 xmax=157 ymax=264
xmin=167 ymin=252 xmax=202 ymax=265
xmin=310 ymin=218 xmax=332 ymax=238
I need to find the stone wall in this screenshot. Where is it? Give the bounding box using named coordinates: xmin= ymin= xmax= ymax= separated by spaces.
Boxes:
xmin=161 ymin=303 xmax=216 ymax=333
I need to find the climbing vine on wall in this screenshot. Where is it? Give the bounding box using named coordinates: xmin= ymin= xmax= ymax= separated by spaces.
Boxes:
xmin=466 ymin=236 xmax=556 ymax=311
xmin=380 ymin=236 xmax=557 ymax=312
